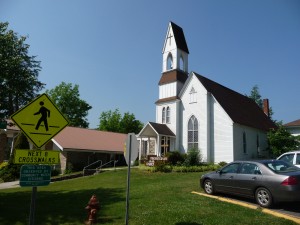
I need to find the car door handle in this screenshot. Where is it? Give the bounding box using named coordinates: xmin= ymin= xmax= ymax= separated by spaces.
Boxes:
xmin=252 ymin=177 xmax=257 ymax=180
xmin=229 ymin=176 xmax=234 ymax=179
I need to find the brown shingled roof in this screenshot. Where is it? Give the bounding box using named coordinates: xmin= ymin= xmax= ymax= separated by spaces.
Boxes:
xmin=155 ymin=96 xmax=180 ymax=104
xmin=158 ymin=70 xmax=188 ymax=85
xmin=284 ymin=119 xmax=300 ymax=127
xmin=149 ymin=122 xmax=175 ymax=136
xmin=52 ymin=126 xmax=127 ymax=153
xmin=194 ymin=72 xmax=277 ymax=131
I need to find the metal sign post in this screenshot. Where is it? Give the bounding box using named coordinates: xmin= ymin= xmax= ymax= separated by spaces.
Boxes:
xmin=125 ymin=134 xmax=132 ymax=225
xmin=22 ymin=164 xmax=51 ymax=225
xmin=124 ymin=133 xmax=138 ymax=225
xmin=29 ymin=186 xmax=37 ymax=225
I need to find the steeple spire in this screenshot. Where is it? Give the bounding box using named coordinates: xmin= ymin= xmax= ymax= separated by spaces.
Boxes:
xmin=162 ymin=21 xmax=189 ymax=73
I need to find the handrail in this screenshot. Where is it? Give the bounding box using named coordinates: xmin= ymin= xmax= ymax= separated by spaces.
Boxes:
xmin=96 ymin=160 xmax=118 ymax=173
xmin=83 ymin=160 xmax=102 ymax=176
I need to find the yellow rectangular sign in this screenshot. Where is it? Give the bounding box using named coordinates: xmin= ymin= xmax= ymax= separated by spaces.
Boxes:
xmin=14 ymin=149 xmax=60 ymax=165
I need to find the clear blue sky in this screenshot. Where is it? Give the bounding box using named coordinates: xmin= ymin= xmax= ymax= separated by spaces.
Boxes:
xmin=1 ymin=0 xmax=299 ymax=129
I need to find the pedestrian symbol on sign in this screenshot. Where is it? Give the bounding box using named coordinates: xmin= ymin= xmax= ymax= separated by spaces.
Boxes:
xmin=34 ymin=101 xmax=51 ymax=131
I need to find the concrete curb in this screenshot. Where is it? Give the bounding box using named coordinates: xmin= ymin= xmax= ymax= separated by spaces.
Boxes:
xmin=192 ymin=191 xmax=300 ymax=224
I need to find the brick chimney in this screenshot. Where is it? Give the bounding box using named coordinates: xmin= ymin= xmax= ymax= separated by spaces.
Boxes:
xmin=263 ymin=99 xmax=270 ymax=117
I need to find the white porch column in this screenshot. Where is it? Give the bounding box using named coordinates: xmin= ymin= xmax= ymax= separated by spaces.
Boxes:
xmin=157 ymin=135 xmax=161 ymax=156
xmin=139 ymin=137 xmax=142 ymax=160
xmin=147 ymin=137 xmax=150 ymax=155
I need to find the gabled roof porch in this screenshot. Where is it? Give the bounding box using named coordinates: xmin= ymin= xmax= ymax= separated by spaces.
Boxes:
xmin=138 ymin=122 xmax=176 ymax=160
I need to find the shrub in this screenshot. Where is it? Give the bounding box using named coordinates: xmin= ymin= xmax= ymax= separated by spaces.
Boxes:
xmin=0 ymin=161 xmax=22 ymax=182
xmin=171 ymin=164 xmax=221 ymax=173
xmin=184 ymin=148 xmax=202 ymax=166
xmin=154 ymin=161 xmax=172 ymax=173
xmin=133 ymin=159 xmax=139 ymax=166
xmin=0 ymin=133 xmax=29 ymax=182
xmin=218 ymin=161 xmax=227 ymax=167
xmin=0 ymin=162 xmax=9 ymax=170
xmin=166 ymin=151 xmax=185 ymax=165
xmin=51 ymin=169 xmax=60 ymax=177
xmin=64 ymin=162 xmax=74 ymax=174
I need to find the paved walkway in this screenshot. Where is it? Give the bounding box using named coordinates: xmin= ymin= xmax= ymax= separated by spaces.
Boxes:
xmin=0 ymin=180 xmax=20 ymax=190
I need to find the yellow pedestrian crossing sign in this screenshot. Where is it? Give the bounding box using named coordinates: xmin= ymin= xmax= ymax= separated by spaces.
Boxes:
xmin=11 ymin=93 xmax=69 ymax=148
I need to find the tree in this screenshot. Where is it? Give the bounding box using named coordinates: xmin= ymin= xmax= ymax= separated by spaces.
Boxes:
xmin=245 ymin=86 xmax=298 ymax=156
xmin=246 ymin=85 xmax=263 ymax=108
xmin=98 ymin=108 xmax=143 ymax=134
xmin=267 ymin=122 xmax=299 ymax=157
xmin=246 ymin=85 xmax=273 ymax=118
xmin=0 ymin=22 xmax=44 ymax=119
xmin=46 ymin=82 xmax=92 ymax=128
xmin=120 ymin=112 xmax=144 ymax=134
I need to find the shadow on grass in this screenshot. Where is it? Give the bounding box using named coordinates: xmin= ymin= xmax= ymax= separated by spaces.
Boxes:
xmin=0 ymin=187 xmax=125 ymax=225
xmin=175 ymin=222 xmax=203 ymax=225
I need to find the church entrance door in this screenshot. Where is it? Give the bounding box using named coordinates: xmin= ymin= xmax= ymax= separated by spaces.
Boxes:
xmin=161 ymin=136 xmax=170 ymax=156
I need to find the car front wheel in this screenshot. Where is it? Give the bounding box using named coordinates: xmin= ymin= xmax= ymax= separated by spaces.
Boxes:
xmin=203 ymin=179 xmax=214 ymax=195
xmin=255 ymin=187 xmax=273 ymax=208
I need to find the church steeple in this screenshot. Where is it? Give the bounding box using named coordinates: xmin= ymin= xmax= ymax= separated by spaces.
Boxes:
xmin=157 ymin=22 xmax=189 ymax=103
xmin=162 ymin=21 xmax=189 ymax=73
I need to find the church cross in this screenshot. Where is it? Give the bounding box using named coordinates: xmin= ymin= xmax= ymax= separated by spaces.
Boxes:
xmin=167 ymin=32 xmax=173 ymax=45
xmin=161 ymin=143 xmax=169 ymax=148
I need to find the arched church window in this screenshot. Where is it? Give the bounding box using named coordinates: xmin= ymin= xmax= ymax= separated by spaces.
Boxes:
xmin=189 ymin=87 xmax=197 ymax=103
xmin=166 ymin=107 xmax=170 ymax=123
xmin=162 ymin=107 xmax=166 ymax=123
xmin=180 ymin=55 xmax=184 ymax=71
xmin=188 ymin=115 xmax=198 ymax=150
xmin=243 ymin=132 xmax=247 ymax=154
xmin=167 ymin=53 xmax=173 ymax=70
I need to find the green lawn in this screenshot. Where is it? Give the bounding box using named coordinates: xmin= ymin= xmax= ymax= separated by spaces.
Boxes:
xmin=0 ymin=169 xmax=297 ymax=225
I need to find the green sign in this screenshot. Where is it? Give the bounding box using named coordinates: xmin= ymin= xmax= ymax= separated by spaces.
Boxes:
xmin=0 ymin=120 xmax=7 ymax=129
xmin=20 ymin=165 xmax=51 ymax=187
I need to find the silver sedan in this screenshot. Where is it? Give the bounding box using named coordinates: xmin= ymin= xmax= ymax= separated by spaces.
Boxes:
xmin=200 ymin=160 xmax=300 ymax=208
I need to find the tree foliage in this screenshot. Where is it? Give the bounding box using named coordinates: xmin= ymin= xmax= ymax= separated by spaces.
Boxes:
xmin=246 ymin=85 xmax=273 ymax=118
xmin=0 ymin=22 xmax=44 ymax=119
xmin=267 ymin=122 xmax=300 ymax=157
xmin=246 ymin=86 xmax=298 ymax=156
xmin=46 ymin=82 xmax=92 ymax=128
xmin=98 ymin=108 xmax=143 ymax=134
xmin=246 ymin=85 xmax=263 ymax=108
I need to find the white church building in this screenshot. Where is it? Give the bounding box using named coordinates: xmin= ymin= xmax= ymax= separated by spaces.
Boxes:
xmin=138 ymin=22 xmax=276 ymax=163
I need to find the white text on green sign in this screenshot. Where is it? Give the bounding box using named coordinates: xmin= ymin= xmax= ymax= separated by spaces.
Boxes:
xmin=20 ymin=165 xmax=51 ymax=187
xmin=14 ymin=149 xmax=60 ymax=164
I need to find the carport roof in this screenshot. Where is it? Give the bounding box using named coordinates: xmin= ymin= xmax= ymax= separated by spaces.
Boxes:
xmin=52 ymin=126 xmax=127 ymax=153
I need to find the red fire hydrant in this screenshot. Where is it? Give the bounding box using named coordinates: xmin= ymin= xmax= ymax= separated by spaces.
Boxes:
xmin=85 ymin=194 xmax=100 ymax=224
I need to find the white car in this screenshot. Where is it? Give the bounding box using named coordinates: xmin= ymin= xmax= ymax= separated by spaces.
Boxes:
xmin=277 ymin=151 xmax=300 ymax=168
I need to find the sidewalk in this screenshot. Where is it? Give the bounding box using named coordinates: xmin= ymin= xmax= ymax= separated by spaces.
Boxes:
xmin=0 ymin=181 xmax=20 ymax=190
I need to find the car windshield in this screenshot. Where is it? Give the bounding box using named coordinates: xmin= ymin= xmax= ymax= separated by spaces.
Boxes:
xmin=263 ymin=160 xmax=300 ymax=173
